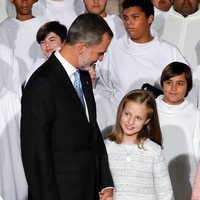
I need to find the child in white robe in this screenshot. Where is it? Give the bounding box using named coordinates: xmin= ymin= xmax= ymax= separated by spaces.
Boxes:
xmin=25 ymin=21 xmax=67 ymax=84
xmin=83 ymin=0 xmax=126 ymax=41
xmin=104 ymin=89 xmax=173 ymax=200
xmin=95 ymin=0 xmax=186 ymax=132
xmin=32 ymin=0 xmax=84 ymax=29
xmin=0 ymin=0 xmax=48 ymax=83
xmin=156 ymin=61 xmax=200 ymax=200
xmin=0 ymin=87 xmax=27 ymax=200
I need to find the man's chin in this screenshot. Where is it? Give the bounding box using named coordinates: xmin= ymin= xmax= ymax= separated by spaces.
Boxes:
xmin=81 ymin=62 xmax=96 ymax=71
xmin=81 ymin=64 xmax=91 ymax=71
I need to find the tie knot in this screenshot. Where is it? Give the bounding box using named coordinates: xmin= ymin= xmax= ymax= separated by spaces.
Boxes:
xmin=74 ymin=70 xmax=80 ymax=79
xmin=73 ymin=70 xmax=85 ymax=109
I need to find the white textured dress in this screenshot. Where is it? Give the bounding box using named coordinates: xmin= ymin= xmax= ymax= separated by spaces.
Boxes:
xmin=156 ymin=95 xmax=200 ymax=200
xmin=105 ymin=139 xmax=174 ymax=200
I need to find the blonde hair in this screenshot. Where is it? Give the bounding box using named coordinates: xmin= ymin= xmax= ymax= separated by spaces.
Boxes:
xmin=108 ymin=89 xmax=162 ymax=147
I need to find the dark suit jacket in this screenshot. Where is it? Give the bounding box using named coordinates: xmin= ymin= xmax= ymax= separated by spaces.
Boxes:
xmin=21 ymin=54 xmax=113 ymax=200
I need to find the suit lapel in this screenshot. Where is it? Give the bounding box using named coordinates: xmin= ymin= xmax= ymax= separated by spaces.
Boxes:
xmin=80 ymin=70 xmax=96 ymax=123
xmin=48 ymin=55 xmax=88 ymax=114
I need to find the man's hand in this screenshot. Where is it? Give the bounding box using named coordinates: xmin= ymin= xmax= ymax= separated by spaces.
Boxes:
xmin=99 ymin=188 xmax=113 ymax=200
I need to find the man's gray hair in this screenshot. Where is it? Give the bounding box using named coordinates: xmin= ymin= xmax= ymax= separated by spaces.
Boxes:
xmin=66 ymin=13 xmax=113 ymax=46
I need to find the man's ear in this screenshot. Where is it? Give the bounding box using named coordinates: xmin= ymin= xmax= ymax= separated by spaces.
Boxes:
xmin=144 ymin=118 xmax=151 ymax=125
xmin=77 ymin=43 xmax=86 ymax=55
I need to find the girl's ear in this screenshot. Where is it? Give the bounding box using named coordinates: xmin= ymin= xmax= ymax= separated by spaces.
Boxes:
xmin=144 ymin=118 xmax=150 ymax=125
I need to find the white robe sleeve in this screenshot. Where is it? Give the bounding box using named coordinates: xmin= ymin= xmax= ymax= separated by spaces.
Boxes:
xmin=95 ymin=55 xmax=114 ymax=100
xmin=0 ymin=88 xmax=27 ymax=200
xmin=95 ymin=51 xmax=117 ymax=131
xmin=0 ymin=44 xmax=21 ymax=96
xmin=193 ymin=111 xmax=200 ymax=162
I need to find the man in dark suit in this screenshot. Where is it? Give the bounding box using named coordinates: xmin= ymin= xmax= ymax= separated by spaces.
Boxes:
xmin=21 ymin=13 xmax=114 ymax=200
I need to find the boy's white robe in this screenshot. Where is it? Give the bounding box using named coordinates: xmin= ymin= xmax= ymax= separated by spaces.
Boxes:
xmin=151 ymin=6 xmax=166 ymax=36
xmin=104 ymin=14 xmax=126 ymax=41
xmin=0 ymin=43 xmax=21 ymax=96
xmin=0 ymin=87 xmax=28 ymax=200
xmin=25 ymin=57 xmax=45 ymax=85
xmin=95 ymin=30 xmax=186 ymax=131
xmin=0 ymin=16 xmax=48 ymax=83
xmin=186 ymin=66 xmax=200 ymax=108
xmin=32 ymin=0 xmax=84 ymax=29
xmin=157 ymin=7 xmax=200 ymax=70
xmin=156 ymin=95 xmax=200 ymax=200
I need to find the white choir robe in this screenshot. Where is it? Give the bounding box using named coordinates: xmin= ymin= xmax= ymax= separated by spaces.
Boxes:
xmin=94 ymin=14 xmax=125 ymax=133
xmin=32 ymin=0 xmax=84 ymax=29
xmin=0 ymin=43 xmax=21 ymax=96
xmin=0 ymin=87 xmax=28 ymax=200
xmin=151 ymin=7 xmax=166 ymax=36
xmin=95 ymin=30 xmax=186 ymax=131
xmin=0 ymin=16 xmax=48 ymax=83
xmin=188 ymin=66 xmax=200 ymax=109
xmin=25 ymin=57 xmax=45 ymax=85
xmin=0 ymin=0 xmax=8 ymax=23
xmin=104 ymin=14 xmax=126 ymax=41
xmin=156 ymin=95 xmax=200 ymax=200
xmin=155 ymin=7 xmax=200 ymax=70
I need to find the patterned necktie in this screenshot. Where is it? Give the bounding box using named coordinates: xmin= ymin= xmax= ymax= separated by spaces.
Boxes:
xmin=73 ymin=70 xmax=85 ymax=109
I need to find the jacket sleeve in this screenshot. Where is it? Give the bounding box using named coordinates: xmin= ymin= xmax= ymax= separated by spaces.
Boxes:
xmin=21 ymin=78 xmax=60 ymax=200
xmin=94 ymin=121 xmax=114 ymax=191
xmin=82 ymin=70 xmax=114 ymax=192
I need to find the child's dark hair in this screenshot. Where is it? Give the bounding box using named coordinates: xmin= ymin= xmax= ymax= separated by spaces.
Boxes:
xmin=160 ymin=62 xmax=193 ymax=97
xmin=108 ymin=89 xmax=162 ymax=147
xmin=122 ymin=0 xmax=154 ymax=17
xmin=36 ymin=21 xmax=67 ymax=44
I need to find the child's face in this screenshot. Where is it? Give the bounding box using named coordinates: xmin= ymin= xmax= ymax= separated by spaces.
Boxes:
xmin=83 ymin=0 xmax=107 ymax=17
xmin=12 ymin=0 xmax=34 ymax=15
xmin=40 ymin=32 xmax=64 ymax=58
xmin=122 ymin=6 xmax=153 ymax=43
xmin=163 ymin=73 xmax=187 ymax=105
xmin=120 ymin=101 xmax=149 ymax=142
xmin=152 ymin=0 xmax=172 ymax=12
xmin=173 ymin=0 xmax=199 ymax=17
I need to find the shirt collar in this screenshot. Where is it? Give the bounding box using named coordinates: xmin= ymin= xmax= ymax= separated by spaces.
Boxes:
xmin=54 ymin=49 xmax=77 ymax=79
